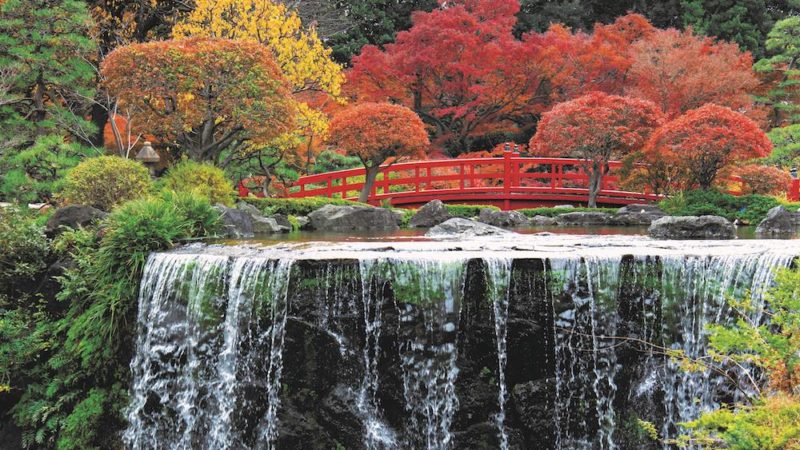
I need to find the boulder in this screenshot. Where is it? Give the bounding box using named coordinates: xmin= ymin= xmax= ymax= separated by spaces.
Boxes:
xmin=251 ymin=215 xmax=291 ymax=234
xmin=295 ymin=215 xmax=311 ymax=230
xmin=235 ymin=200 xmax=263 ymax=217
xmin=409 ymin=199 xmax=452 ymax=228
xmin=528 ymin=215 xmax=557 ymax=226
xmin=554 ymin=211 xmax=612 ymax=226
xmin=214 ymin=205 xmax=254 ymax=238
xmin=307 ymin=204 xmax=400 ymax=232
xmin=477 ymin=208 xmax=529 ymax=228
xmin=425 ymin=218 xmax=511 ymax=238
xmin=610 ymin=203 xmax=666 ymax=226
xmin=272 ymin=213 xmax=293 ymax=231
xmin=756 ymin=206 xmax=799 ymax=236
xmin=648 ymin=215 xmax=735 ymax=240
xmin=44 ymin=205 xmax=107 ymax=237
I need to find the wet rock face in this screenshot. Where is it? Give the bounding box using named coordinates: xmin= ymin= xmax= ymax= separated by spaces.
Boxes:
xmin=756 ymin=206 xmax=799 ymax=236
xmin=215 ymin=205 xmax=255 ymax=237
xmin=426 ymin=218 xmax=512 ymax=238
xmin=44 ymin=205 xmax=107 ymax=237
xmin=648 ymin=215 xmax=735 ymax=239
xmin=308 ymin=204 xmax=400 ymax=232
xmin=409 ymin=199 xmax=452 ymax=228
xmin=478 ymin=209 xmax=529 ymax=228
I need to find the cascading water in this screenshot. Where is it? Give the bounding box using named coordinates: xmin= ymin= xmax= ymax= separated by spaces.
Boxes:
xmin=123 ymin=237 xmax=798 ymax=449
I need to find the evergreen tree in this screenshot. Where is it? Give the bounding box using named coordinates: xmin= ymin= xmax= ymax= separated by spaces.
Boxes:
xmin=0 ymin=0 xmax=98 ymax=203
xmin=681 ymin=0 xmax=773 ymax=57
xmin=755 ymin=16 xmax=800 ymax=126
xmin=327 ymin=0 xmax=438 ymax=64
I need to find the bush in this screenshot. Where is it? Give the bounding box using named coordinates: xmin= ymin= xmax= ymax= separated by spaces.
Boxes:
xmin=61 ymin=155 xmax=152 ymax=211
xmin=659 ymin=189 xmax=780 ymax=224
xmin=160 ymin=159 xmax=234 ymax=206
xmin=735 ymin=164 xmax=792 ymax=196
xmin=518 ymin=207 xmax=618 ymax=217
xmin=0 ymin=135 xmax=93 ymax=204
xmin=0 ymin=208 xmax=50 ymax=308
xmin=244 ymin=196 xmax=368 ymax=216
xmin=6 ymin=193 xmax=219 ymax=449
xmin=445 ymin=204 xmax=500 ymax=218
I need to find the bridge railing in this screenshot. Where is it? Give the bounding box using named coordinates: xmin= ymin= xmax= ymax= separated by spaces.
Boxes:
xmin=239 ymin=151 xmax=800 ymax=207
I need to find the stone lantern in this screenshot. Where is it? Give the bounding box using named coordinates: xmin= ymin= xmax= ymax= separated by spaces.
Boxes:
xmin=135 ymin=141 xmax=160 ymax=176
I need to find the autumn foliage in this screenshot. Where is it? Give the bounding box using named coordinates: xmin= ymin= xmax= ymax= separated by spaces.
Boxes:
xmin=530 ymin=92 xmax=663 ymax=206
xmin=734 ymin=164 xmax=791 ymax=195
xmin=642 ymin=104 xmax=772 ymax=190
xmin=101 ymin=37 xmax=296 ymax=163
xmin=327 ymin=102 xmax=429 ymax=201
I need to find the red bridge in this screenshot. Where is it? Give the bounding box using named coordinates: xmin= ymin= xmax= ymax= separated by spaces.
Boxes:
xmin=239 ymin=151 xmax=800 ymax=209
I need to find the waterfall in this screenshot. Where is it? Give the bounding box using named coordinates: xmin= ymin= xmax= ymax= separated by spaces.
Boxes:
xmin=485 ymin=258 xmax=512 ymax=450
xmin=123 ymin=240 xmax=797 ymax=449
xmin=124 ymin=253 xmax=294 ymax=450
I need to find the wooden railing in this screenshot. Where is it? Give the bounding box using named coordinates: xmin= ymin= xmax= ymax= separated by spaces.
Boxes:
xmin=239 ymin=151 xmax=800 ymax=209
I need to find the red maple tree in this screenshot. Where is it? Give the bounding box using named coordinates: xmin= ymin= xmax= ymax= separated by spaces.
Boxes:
xmin=346 ymin=0 xmax=548 ymax=155
xmin=529 ymin=92 xmax=663 ymax=207
xmin=327 ymin=102 xmax=429 ymax=202
xmin=642 ymin=104 xmax=772 ymax=190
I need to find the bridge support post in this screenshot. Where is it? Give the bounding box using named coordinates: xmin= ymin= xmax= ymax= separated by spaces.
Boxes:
xmin=503 ymin=150 xmax=512 ymax=210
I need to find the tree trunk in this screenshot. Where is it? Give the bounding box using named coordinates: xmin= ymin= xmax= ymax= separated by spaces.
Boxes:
xmin=359 ymin=165 xmax=380 ymax=203
xmin=587 ymin=161 xmax=602 ymax=208
xmin=90 ymin=102 xmax=108 ymax=148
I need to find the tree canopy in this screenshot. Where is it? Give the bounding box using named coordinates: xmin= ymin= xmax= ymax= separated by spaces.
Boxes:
xmin=101 ymin=37 xmax=296 ymax=163
xmin=529 ymin=91 xmax=663 ymax=207
xmin=328 ymin=102 xmax=429 ymax=201
xmin=642 ymin=104 xmax=772 ymax=189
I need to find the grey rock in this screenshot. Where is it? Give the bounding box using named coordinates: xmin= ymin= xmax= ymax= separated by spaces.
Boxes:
xmin=409 ymin=199 xmax=452 ymax=228
xmin=477 ymin=208 xmax=529 ymax=228
xmin=554 ymin=204 xmax=575 ymax=209
xmin=610 ymin=203 xmax=666 ymax=226
xmin=307 ymin=204 xmax=400 ymax=232
xmin=425 ymin=218 xmax=512 ymax=238
xmin=252 ymin=215 xmax=290 ymax=234
xmin=555 ymin=211 xmax=612 ymax=226
xmin=295 ymin=215 xmax=311 ymax=230
xmin=391 ymin=209 xmax=406 ymax=225
xmin=236 ymin=200 xmax=263 ymax=217
xmin=756 ymin=206 xmax=799 ymax=236
xmin=45 ymin=205 xmax=107 ymax=237
xmin=214 ymin=205 xmax=254 ymax=238
xmin=648 ymin=215 xmax=735 ymax=239
xmin=528 ymin=215 xmax=557 ymax=226
xmin=272 ymin=213 xmax=293 ymax=231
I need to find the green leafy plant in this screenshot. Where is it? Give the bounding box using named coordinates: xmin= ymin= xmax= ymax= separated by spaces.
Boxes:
xmin=60 ymin=155 xmax=152 ymax=211
xmin=445 ymin=204 xmax=499 ymax=218
xmin=0 ymin=208 xmax=50 ymax=308
xmin=160 ymin=159 xmax=235 ymax=206
xmin=659 ymin=189 xmax=780 ymax=224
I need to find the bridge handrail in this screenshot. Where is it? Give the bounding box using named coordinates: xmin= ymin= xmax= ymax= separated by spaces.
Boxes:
xmin=239 ymin=151 xmax=800 ymax=207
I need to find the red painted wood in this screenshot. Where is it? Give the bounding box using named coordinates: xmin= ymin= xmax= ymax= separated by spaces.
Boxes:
xmin=238 ymin=152 xmax=796 ymax=208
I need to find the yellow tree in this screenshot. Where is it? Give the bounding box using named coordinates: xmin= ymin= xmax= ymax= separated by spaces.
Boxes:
xmin=173 ymin=0 xmax=344 ymax=168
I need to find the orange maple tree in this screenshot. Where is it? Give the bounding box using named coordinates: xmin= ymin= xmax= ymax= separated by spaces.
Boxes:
xmin=101 ymin=37 xmax=296 ymax=163
xmin=642 ymin=104 xmax=772 ymax=190
xmin=327 ymin=102 xmax=429 ymax=202
xmin=529 ymin=92 xmax=663 ymax=207
xmin=626 ymin=28 xmax=760 ymax=119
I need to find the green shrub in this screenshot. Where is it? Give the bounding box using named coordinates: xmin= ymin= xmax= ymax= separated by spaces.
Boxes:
xmin=160 ymin=159 xmax=234 ymax=206
xmin=0 ymin=208 xmax=50 ymax=308
xmin=60 ymin=155 xmax=152 ymax=211
xmin=445 ymin=204 xmax=500 ymax=218
xmin=659 ymin=189 xmax=780 ymax=224
xmin=0 ymin=135 xmax=93 ymax=204
xmin=244 ymin=196 xmax=368 ymax=216
xmin=518 ymin=207 xmax=618 ymax=217
xmin=6 ymin=194 xmax=219 ymax=449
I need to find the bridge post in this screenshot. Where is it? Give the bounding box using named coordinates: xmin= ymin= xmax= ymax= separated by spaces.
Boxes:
xmin=503 ymin=150 xmax=512 ymax=210
xmin=790 ymin=178 xmax=800 ymax=202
